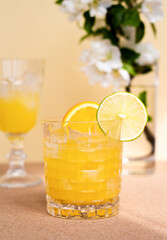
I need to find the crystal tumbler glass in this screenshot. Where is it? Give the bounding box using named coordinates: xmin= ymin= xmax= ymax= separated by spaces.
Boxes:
xmin=42 ymin=120 xmax=123 ymax=219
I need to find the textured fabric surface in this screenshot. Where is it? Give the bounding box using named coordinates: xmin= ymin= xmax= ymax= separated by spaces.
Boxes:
xmin=0 ymin=163 xmax=167 ymax=240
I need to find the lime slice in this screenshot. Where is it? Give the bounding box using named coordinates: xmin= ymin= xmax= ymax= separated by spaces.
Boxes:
xmin=97 ymin=92 xmax=147 ymax=141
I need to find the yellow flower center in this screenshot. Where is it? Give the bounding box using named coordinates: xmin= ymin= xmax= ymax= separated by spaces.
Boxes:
xmin=106 ymin=52 xmax=112 ymax=60
xmin=93 ymin=0 xmax=99 ymax=7
xmin=146 ymin=4 xmax=153 ymax=13
xmin=113 ymin=70 xmax=120 ymax=78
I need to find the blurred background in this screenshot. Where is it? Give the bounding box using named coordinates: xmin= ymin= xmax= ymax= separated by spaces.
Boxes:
xmin=0 ymin=0 xmax=166 ymax=162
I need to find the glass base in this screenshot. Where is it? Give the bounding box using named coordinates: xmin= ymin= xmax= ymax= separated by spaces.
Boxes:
xmin=46 ymin=195 xmax=119 ymax=219
xmin=0 ymin=170 xmax=42 ymax=188
xmin=122 ymin=154 xmax=155 ymax=175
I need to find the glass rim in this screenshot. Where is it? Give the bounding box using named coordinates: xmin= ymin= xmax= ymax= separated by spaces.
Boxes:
xmin=42 ymin=119 xmax=121 ymax=124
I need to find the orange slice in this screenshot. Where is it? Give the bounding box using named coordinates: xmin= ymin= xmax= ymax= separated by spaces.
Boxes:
xmin=62 ymin=102 xmax=99 ymax=133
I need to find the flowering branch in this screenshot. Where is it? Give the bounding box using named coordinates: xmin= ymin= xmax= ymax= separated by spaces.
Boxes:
xmin=55 ymin=0 xmax=162 ymax=90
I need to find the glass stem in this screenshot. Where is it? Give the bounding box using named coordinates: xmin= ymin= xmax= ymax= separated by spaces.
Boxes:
xmin=6 ymin=133 xmax=27 ymax=176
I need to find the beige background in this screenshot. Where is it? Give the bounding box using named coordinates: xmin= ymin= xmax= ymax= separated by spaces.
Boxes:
xmin=0 ymin=0 xmax=166 ymax=162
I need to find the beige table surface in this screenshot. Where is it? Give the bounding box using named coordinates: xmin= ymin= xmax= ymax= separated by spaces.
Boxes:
xmin=0 ymin=163 xmax=167 ymax=240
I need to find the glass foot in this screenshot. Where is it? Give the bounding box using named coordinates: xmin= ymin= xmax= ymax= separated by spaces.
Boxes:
xmin=46 ymin=195 xmax=119 ymax=219
xmin=122 ymin=155 xmax=155 ymax=175
xmin=0 ymin=171 xmax=42 ymax=188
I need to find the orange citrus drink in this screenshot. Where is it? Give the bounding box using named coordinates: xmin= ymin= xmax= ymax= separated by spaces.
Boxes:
xmin=0 ymin=91 xmax=39 ymax=133
xmin=44 ymin=132 xmax=122 ymax=205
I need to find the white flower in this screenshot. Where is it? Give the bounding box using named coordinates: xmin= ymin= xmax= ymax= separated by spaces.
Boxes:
xmin=81 ymin=40 xmax=122 ymax=72
xmin=109 ymin=69 xmax=130 ymax=90
xmin=134 ymin=43 xmax=159 ymax=65
xmin=82 ymin=64 xmax=108 ymax=86
xmin=81 ymin=39 xmax=130 ymax=88
xmin=82 ymin=64 xmax=130 ymax=89
xmin=142 ymin=0 xmax=163 ymax=23
xmin=60 ymin=0 xmax=112 ymax=21
xmin=90 ymin=0 xmax=112 ymax=18
xmin=61 ymin=0 xmax=91 ymax=21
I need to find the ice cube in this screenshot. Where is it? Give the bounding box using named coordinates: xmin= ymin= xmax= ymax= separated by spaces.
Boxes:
xmin=51 ymin=128 xmax=68 ymax=143
xmin=44 ymin=125 xmax=68 ymax=144
xmin=68 ymin=127 xmax=86 ymax=140
xmin=44 ymin=141 xmax=58 ymax=157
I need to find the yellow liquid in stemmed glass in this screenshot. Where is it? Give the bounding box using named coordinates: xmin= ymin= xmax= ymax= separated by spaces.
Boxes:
xmin=0 ymin=91 xmax=39 ymax=133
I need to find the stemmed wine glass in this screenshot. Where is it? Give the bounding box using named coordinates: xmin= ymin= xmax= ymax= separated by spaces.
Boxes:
xmin=0 ymin=59 xmax=44 ymax=188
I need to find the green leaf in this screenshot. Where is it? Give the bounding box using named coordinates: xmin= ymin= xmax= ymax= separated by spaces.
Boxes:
xmin=121 ymin=48 xmax=140 ymax=64
xmin=151 ymin=23 xmax=157 ymax=37
xmin=134 ymin=65 xmax=152 ymax=74
xmin=138 ymin=91 xmax=153 ymax=122
xmin=123 ymin=9 xmax=140 ymax=27
xmin=79 ymin=34 xmax=91 ymax=43
xmin=136 ymin=21 xmax=145 ymax=43
xmin=147 ymin=115 xmax=152 ymax=122
xmin=123 ymin=63 xmax=136 ymax=76
xmin=93 ymin=28 xmax=119 ymax=45
xmin=55 ymin=0 xmax=63 ymax=4
xmin=83 ymin=11 xmax=95 ymax=34
xmin=138 ymin=91 xmax=147 ymax=107
xmin=106 ymin=4 xmax=125 ymax=28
